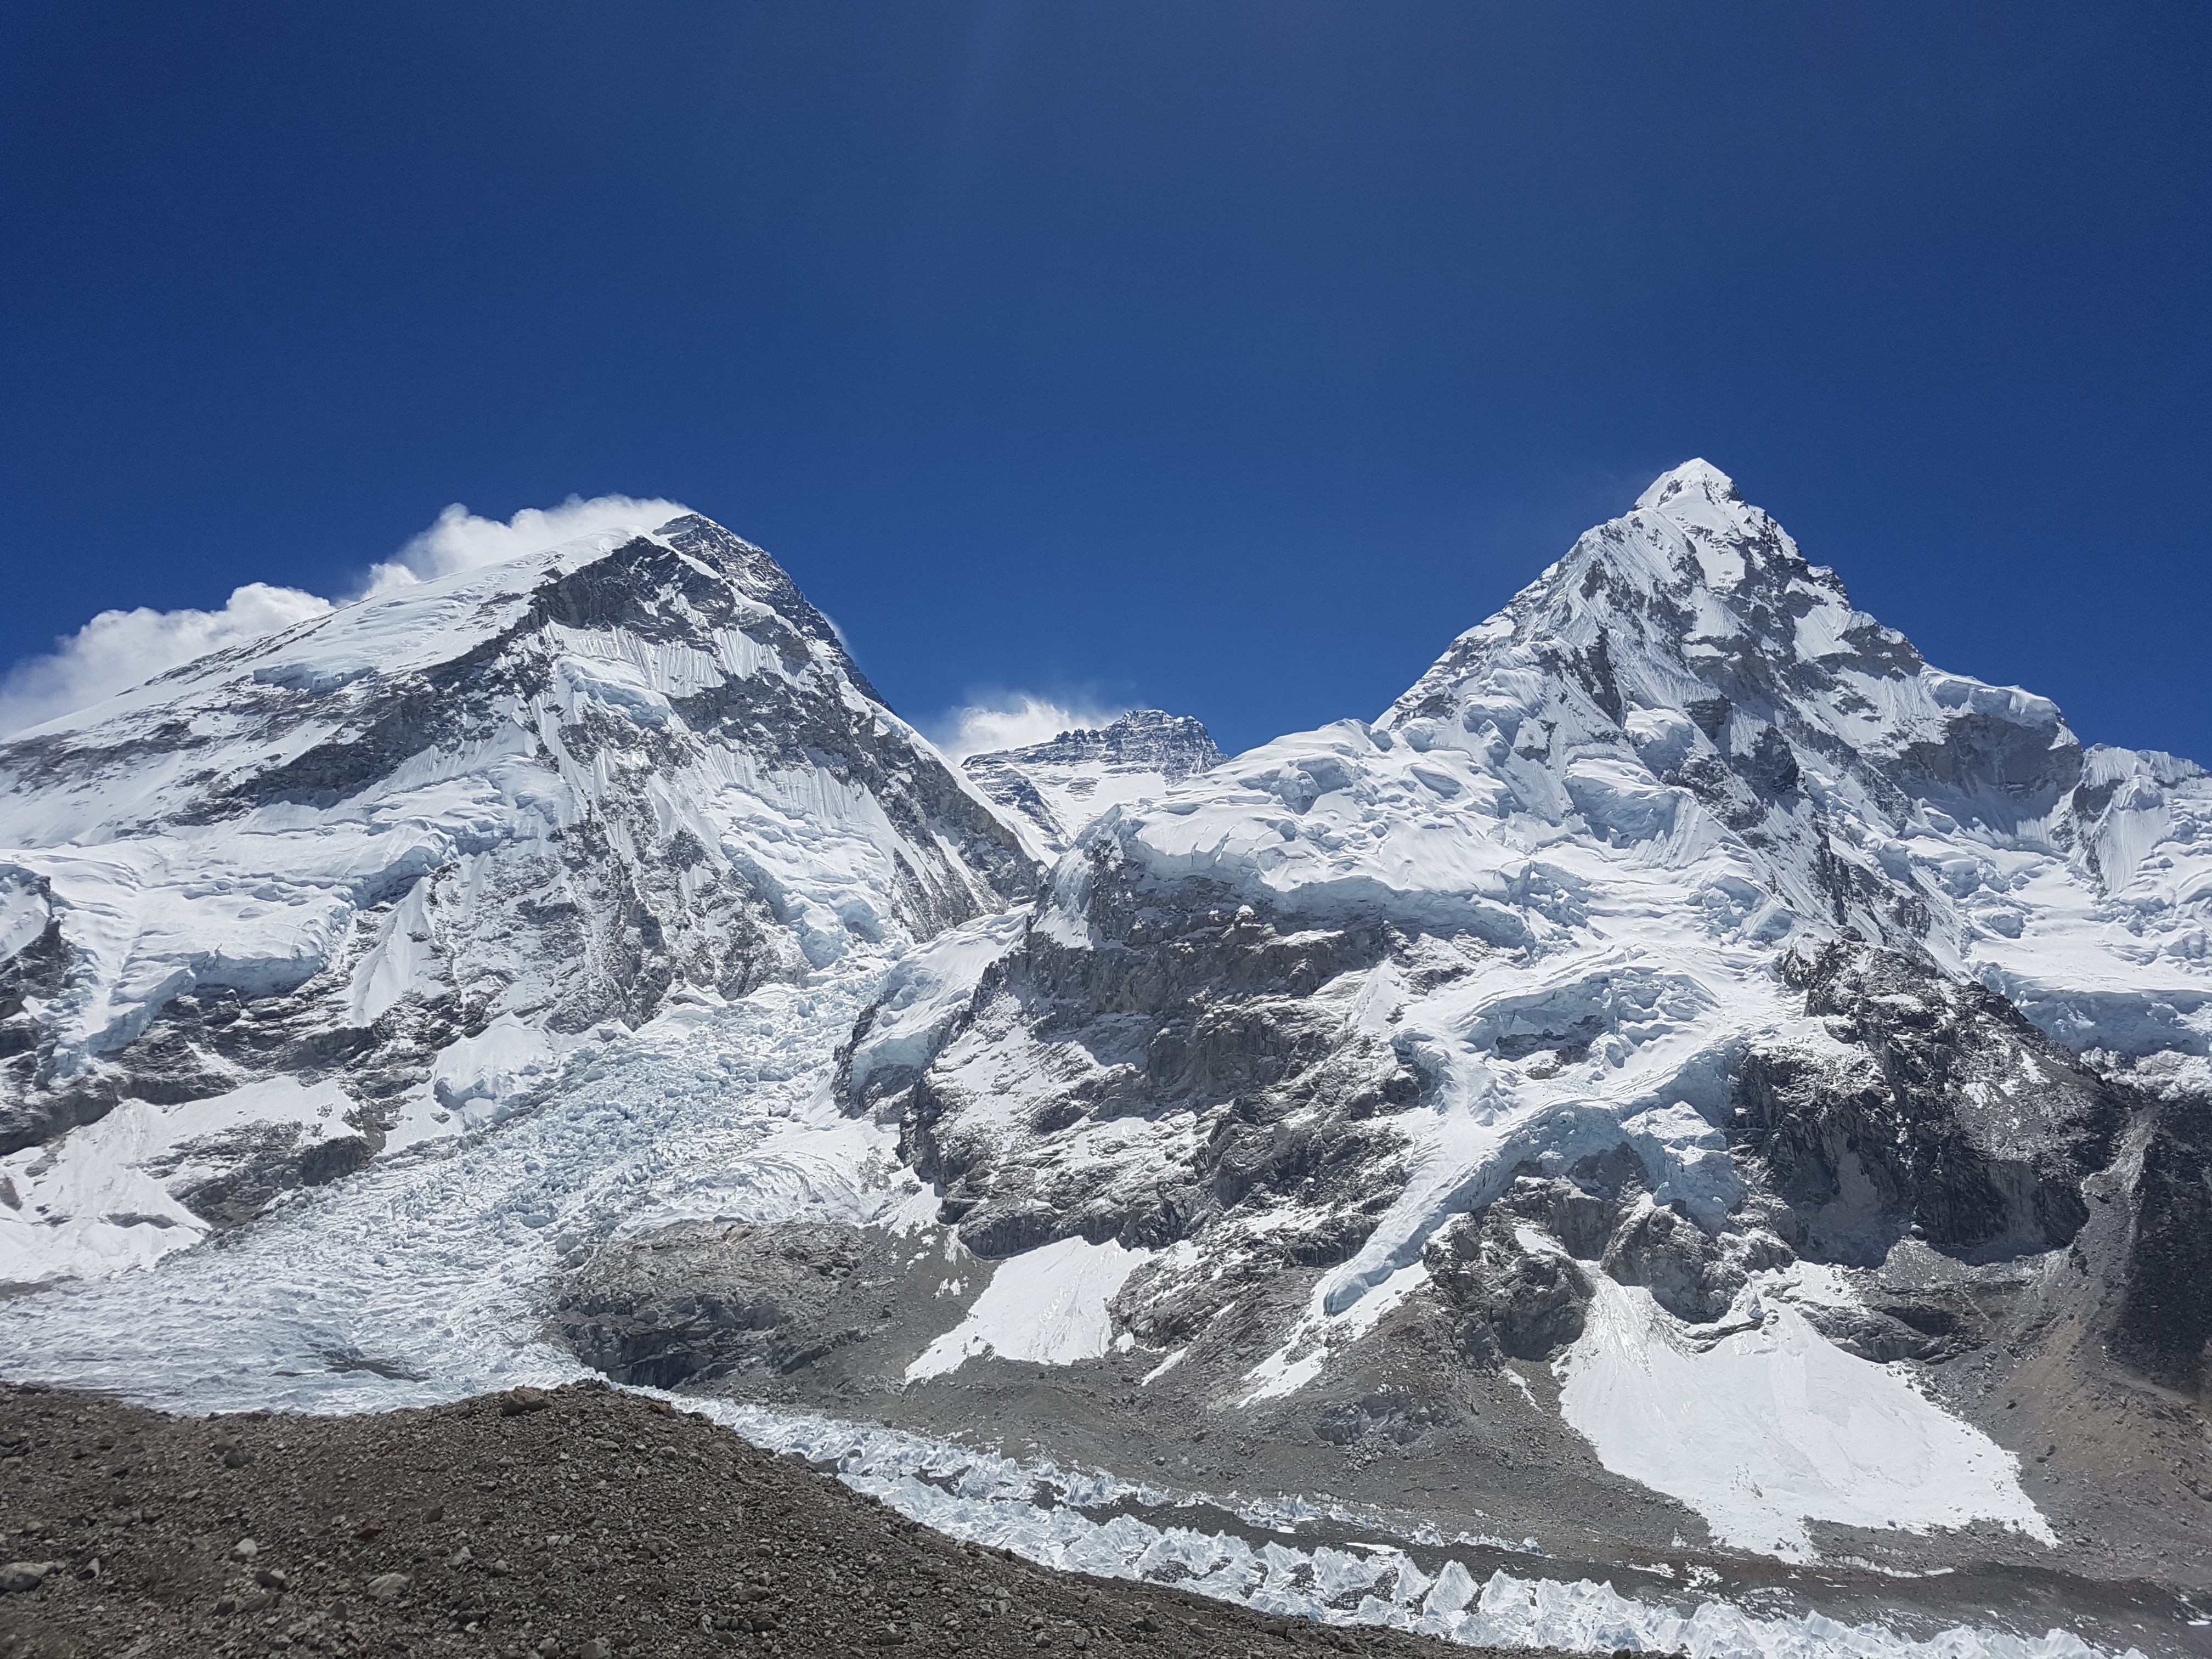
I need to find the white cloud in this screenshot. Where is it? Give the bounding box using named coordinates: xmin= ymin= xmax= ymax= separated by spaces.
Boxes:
xmin=0 ymin=494 xmax=691 ymax=737
xmin=364 ymin=493 xmax=690 ymax=592
xmin=929 ymin=692 xmax=1127 ymax=761
xmin=0 ymin=583 xmax=336 ymax=738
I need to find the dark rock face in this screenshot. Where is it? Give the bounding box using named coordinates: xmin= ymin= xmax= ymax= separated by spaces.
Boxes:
xmin=1791 ymin=1299 xmax=1959 ymax=1364
xmin=1425 ymin=1206 xmax=1594 ymax=1362
xmin=548 ymin=1223 xmax=877 ymax=1389
xmin=842 ymin=882 xmax=2207 ymax=1423
xmin=1599 ymin=1203 xmax=1744 ymax=1323
xmin=1733 ymin=944 xmax=2125 ymax=1266
xmin=165 ymin=1122 xmax=379 ymax=1229
xmin=2109 ymin=1092 xmax=2212 ymax=1394
xmin=1423 ymin=1164 xmax=1763 ymax=1355
xmin=847 ymin=847 xmax=1412 ymax=1274
xmin=1891 ymin=710 xmax=2085 ymax=814
xmin=1714 ymin=941 xmax=2212 ymax=1402
xmin=0 ymin=914 xmax=71 ymax=1133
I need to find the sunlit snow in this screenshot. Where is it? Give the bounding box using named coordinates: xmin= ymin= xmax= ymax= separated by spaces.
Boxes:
xmin=1556 ymin=1276 xmax=2052 ymax=1559
xmin=0 ymin=462 xmax=2196 ymax=1659
xmin=906 ymin=1234 xmax=1153 ymax=1381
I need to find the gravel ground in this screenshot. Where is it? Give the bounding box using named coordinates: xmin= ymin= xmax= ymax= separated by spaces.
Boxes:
xmin=0 ymin=1382 xmax=1562 ymax=1659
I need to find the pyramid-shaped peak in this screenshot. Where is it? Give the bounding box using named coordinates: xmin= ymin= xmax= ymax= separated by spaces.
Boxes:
xmin=1385 ymin=457 xmax=1911 ymax=742
xmin=1634 ymin=457 xmax=1740 ymax=512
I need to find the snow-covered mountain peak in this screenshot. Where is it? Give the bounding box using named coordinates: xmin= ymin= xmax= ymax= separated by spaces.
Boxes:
xmin=992 ymin=466 xmax=2200 ymax=1018
xmin=961 ymin=708 xmax=1223 ymax=860
xmin=14 ymin=512 xmax=861 ymax=757
xmin=1399 ymin=458 xmax=1843 ymax=696
xmin=984 ymin=466 xmax=2194 ymax=998
xmin=1632 ymin=455 xmax=1739 ymax=512
xmin=1626 ymin=455 xmax=1812 ymax=592
xmin=842 ymin=462 xmax=2211 ymax=1547
xmin=1378 ymin=463 xmax=2090 ymax=884
xmin=0 ymin=510 xmax=1037 ymax=1285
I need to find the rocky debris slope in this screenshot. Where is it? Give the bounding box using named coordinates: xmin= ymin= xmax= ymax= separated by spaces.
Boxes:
xmin=961 ymin=710 xmax=1223 ymax=860
xmin=551 ymin=1222 xmax=883 ymax=1390
xmin=572 ymin=464 xmax=2212 ymax=1596
xmin=0 ymin=1381 xmax=1544 ymax=1659
xmin=0 ymin=515 xmax=1034 ymax=1290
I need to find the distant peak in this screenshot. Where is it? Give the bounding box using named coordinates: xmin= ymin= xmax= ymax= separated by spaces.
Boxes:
xmin=1090 ymin=708 xmax=1207 ymax=740
xmin=963 ymin=708 xmax=1222 ymax=777
xmin=1634 ymin=458 xmax=1739 ymax=514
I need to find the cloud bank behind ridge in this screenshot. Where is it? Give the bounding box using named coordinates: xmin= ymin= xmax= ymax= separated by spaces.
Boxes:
xmin=0 ymin=495 xmax=687 ymax=737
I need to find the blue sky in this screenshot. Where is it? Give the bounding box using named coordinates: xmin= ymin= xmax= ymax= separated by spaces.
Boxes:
xmin=3 ymin=3 xmax=2207 ymax=757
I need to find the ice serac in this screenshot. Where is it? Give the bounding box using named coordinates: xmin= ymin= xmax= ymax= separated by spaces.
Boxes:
xmin=960 ymin=709 xmax=1224 ymax=860
xmin=0 ymin=512 xmax=1036 ymax=1287
xmin=821 ymin=461 xmax=2211 ymax=1572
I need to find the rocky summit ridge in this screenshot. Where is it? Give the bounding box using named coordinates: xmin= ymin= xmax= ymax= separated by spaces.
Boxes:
xmin=2 ymin=465 xmax=2209 ymax=1655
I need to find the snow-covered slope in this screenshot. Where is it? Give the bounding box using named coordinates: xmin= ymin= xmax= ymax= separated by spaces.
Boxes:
xmin=0 ymin=513 xmax=1035 ymax=1288
xmin=960 ymin=709 xmax=1223 ymax=860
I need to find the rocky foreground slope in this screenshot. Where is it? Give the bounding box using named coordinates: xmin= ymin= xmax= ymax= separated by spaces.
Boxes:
xmin=0 ymin=1381 xmax=1532 ymax=1659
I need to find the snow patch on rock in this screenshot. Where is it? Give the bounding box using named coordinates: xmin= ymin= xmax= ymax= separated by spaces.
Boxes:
xmin=0 ymin=1076 xmax=357 ymax=1288
xmin=1556 ymin=1276 xmax=2052 ymax=1559
xmin=906 ymin=1235 xmax=1152 ymax=1381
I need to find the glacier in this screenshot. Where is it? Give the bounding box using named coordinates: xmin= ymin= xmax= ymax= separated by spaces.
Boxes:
xmin=0 ymin=961 xmax=2145 ymax=1658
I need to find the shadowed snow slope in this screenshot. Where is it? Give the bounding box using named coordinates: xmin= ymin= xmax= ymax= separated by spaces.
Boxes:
xmin=0 ymin=513 xmax=1035 ymax=1288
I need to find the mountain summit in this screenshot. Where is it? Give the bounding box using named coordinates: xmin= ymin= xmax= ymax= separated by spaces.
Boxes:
xmin=751 ymin=462 xmax=2207 ymax=1575
xmin=961 ymin=708 xmax=1223 ymax=859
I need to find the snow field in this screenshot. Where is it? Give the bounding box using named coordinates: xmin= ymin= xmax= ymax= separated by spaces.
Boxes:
xmin=0 ymin=1075 xmax=357 ymax=1285
xmin=905 ymin=1234 xmax=1153 ymax=1380
xmin=1554 ymin=1276 xmax=2052 ymax=1559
